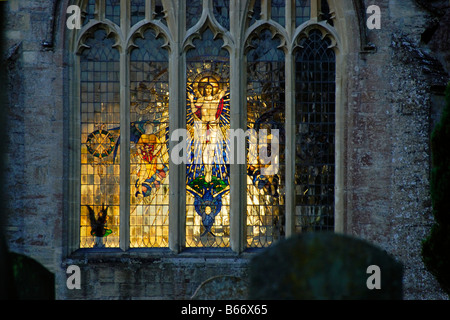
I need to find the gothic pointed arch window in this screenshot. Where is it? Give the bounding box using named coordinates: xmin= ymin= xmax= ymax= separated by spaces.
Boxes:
xmin=73 ymin=0 xmax=171 ymax=250
xmin=294 ymin=28 xmax=336 ymax=232
xmin=68 ymin=0 xmax=341 ymax=254
xmin=79 ymin=27 xmax=121 ymax=248
xmin=246 ymin=28 xmax=286 ymax=247
xmin=129 ymin=28 xmax=170 ymax=248
xmin=185 ymin=27 xmax=231 ymax=248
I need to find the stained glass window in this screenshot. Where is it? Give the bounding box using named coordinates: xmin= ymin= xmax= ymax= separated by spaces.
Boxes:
xmin=186 ymin=28 xmax=231 ymax=248
xmin=80 ymin=29 xmax=121 ymax=248
xmin=82 ymin=0 xmax=96 ymax=26
xmin=105 ymin=0 xmax=120 ymax=26
xmin=187 ymin=0 xmax=203 ymax=30
xmin=247 ymin=29 xmax=286 ymax=247
xmin=249 ymin=0 xmax=262 ymax=27
xmin=130 ymin=29 xmax=170 ymax=248
xmin=295 ymin=0 xmax=311 ymax=27
xmin=131 ymin=0 xmax=146 ymax=27
xmin=271 ymin=0 xmax=286 ymax=27
xmin=213 ymin=0 xmax=230 ymax=30
xmin=75 ymin=0 xmax=338 ymax=252
xmin=294 ymin=29 xmax=336 ymax=232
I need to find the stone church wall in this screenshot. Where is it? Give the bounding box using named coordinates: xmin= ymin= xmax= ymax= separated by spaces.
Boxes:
xmin=2 ymin=0 xmax=449 ymax=299
xmin=343 ymin=0 xmax=449 ymax=299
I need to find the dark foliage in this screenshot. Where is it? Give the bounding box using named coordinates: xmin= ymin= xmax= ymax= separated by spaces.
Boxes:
xmin=422 ymin=82 xmax=450 ymax=296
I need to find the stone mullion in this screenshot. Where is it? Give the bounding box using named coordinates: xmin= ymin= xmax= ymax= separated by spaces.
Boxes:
xmin=285 ymin=49 xmax=296 ymax=238
xmin=286 ymin=0 xmax=294 ymax=36
xmin=229 ymin=0 xmax=246 ymax=253
xmin=69 ymin=53 xmax=82 ymax=255
xmin=334 ymin=45 xmax=344 ymax=234
xmin=146 ymin=0 xmax=152 ymax=21
xmin=119 ymin=51 xmax=131 ymax=251
xmin=119 ymin=0 xmax=130 ymax=251
xmin=260 ymin=0 xmax=269 ymax=21
xmin=121 ymin=0 xmax=130 ymax=34
xmin=283 ymin=2 xmax=296 ymax=239
xmin=311 ymin=0 xmax=319 ymax=21
xmin=168 ymin=0 xmax=186 ymax=253
xmin=98 ymin=0 xmax=105 ymax=20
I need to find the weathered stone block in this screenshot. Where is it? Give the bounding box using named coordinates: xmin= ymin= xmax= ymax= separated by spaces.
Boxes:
xmin=191 ymin=275 xmax=248 ymax=300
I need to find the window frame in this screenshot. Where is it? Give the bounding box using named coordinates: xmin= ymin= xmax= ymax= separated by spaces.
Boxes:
xmin=66 ymin=0 xmax=344 ymax=255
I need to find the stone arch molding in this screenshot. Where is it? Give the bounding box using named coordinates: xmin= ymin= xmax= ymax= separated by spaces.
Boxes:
xmin=76 ymin=21 xmax=122 ymax=55
xmin=128 ymin=22 xmax=172 ymax=55
xmin=243 ymin=2 xmax=341 ymax=55
xmin=244 ymin=22 xmax=289 ymax=55
xmin=182 ymin=1 xmax=234 ymax=55
xmin=70 ymin=1 xmax=343 ymax=60
xmin=293 ymin=22 xmax=340 ymax=56
xmin=72 ymin=0 xmax=173 ymax=55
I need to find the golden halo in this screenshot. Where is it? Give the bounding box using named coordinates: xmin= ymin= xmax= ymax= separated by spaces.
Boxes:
xmin=193 ymin=73 xmax=221 ymax=97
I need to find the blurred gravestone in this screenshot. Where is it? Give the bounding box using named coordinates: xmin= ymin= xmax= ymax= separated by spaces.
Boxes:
xmin=249 ymin=233 xmax=403 ymax=300
xmin=10 ymin=252 xmax=55 ymax=300
xmin=191 ymin=275 xmax=248 ymax=300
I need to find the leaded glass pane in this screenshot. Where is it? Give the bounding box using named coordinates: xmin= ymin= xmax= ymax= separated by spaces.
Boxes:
xmin=213 ymin=0 xmax=230 ymax=30
xmin=246 ymin=29 xmax=286 ymax=248
xmin=249 ymin=0 xmax=262 ymax=27
xmin=106 ymin=0 xmax=120 ymax=26
xmin=82 ymin=0 xmax=96 ymax=26
xmin=130 ymin=29 xmax=170 ymax=248
xmin=186 ymin=0 xmax=202 ymax=30
xmin=295 ymin=29 xmax=335 ymax=232
xmin=295 ymin=0 xmax=310 ymax=27
xmin=154 ymin=0 xmax=167 ymax=25
xmin=80 ymin=29 xmax=120 ymax=248
xmin=271 ymin=0 xmax=285 ymax=27
xmin=75 ymin=0 xmax=337 ymax=251
xmin=186 ymin=28 xmax=230 ymax=248
xmin=131 ymin=0 xmax=146 ymax=26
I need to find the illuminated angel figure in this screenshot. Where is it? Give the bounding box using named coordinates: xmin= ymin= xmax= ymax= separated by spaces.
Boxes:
xmin=188 ymin=78 xmax=228 ymax=183
xmin=134 ymin=133 xmax=168 ymax=198
xmin=186 ymin=72 xmax=231 ymax=240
